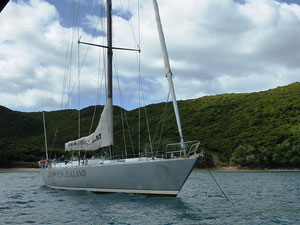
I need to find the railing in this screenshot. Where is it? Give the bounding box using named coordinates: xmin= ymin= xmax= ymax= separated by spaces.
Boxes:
xmin=39 ymin=140 xmax=201 ymax=169
xmin=165 ymin=140 xmax=200 ymax=159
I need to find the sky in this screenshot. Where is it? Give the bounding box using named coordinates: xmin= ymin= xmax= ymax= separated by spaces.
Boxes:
xmin=0 ymin=0 xmax=300 ymax=112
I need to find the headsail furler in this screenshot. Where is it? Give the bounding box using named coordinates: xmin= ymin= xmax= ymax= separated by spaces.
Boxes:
xmin=152 ymin=0 xmax=185 ymax=150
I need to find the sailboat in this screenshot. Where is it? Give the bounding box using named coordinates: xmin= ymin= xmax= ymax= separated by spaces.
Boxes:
xmin=39 ymin=0 xmax=200 ymax=197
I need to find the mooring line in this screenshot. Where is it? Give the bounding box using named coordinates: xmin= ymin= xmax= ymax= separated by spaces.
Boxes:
xmin=207 ymin=168 xmax=230 ymax=201
xmin=202 ymin=156 xmax=230 ymax=201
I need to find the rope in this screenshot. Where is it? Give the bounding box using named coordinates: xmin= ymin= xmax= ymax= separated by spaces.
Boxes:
xmin=120 ymin=108 xmax=127 ymax=158
xmin=77 ymin=27 xmax=81 ymax=139
xmin=203 ymin=159 xmax=230 ymax=201
xmin=113 ymin=57 xmax=135 ymax=157
xmin=89 ymin=72 xmax=104 ymax=134
xmin=62 ymin=1 xmax=78 ymax=109
xmin=138 ymin=65 xmax=141 ymax=156
xmin=207 ymin=169 xmax=230 ymax=201
xmin=118 ymin=0 xmax=140 ymax=49
xmin=79 ymin=0 xmax=99 ymax=39
xmin=53 ymin=0 xmax=79 ymax=154
xmin=154 ymin=92 xmax=170 ymax=156
xmin=89 ymin=47 xmax=105 ymax=135
xmin=140 ymin=84 xmax=153 ymax=156
xmin=65 ymin=7 xmax=103 ymax=109
xmin=138 ymin=0 xmax=141 ymax=156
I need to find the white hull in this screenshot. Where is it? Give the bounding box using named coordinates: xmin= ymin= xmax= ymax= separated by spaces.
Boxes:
xmin=40 ymin=154 xmax=199 ymax=196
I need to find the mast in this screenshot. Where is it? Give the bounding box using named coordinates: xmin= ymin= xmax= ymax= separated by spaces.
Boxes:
xmin=152 ymin=0 xmax=185 ymax=151
xmin=107 ymin=0 xmax=114 ymax=158
xmin=42 ymin=111 xmax=48 ymax=160
xmin=69 ymin=0 xmax=138 ymax=153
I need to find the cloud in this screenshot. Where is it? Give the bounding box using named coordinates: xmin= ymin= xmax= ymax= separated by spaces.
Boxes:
xmin=0 ymin=0 xmax=103 ymax=111
xmin=0 ymin=0 xmax=300 ymax=112
xmin=111 ymin=0 xmax=300 ymax=104
xmin=0 ymin=1 xmax=65 ymax=110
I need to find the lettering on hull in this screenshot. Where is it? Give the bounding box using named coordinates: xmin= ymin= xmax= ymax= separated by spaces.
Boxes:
xmin=52 ymin=170 xmax=87 ymax=178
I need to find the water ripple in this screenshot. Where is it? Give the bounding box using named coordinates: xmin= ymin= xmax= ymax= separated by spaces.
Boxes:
xmin=0 ymin=171 xmax=300 ymax=224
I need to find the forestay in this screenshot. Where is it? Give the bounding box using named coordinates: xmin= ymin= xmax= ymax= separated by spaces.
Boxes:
xmin=65 ymin=99 xmax=114 ymax=151
xmin=152 ymin=0 xmax=184 ymax=149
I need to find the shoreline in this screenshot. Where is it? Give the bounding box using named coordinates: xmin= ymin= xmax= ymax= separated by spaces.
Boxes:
xmin=1 ymin=167 xmax=299 ymax=173
xmin=0 ymin=168 xmax=39 ymax=173
xmin=195 ymin=166 xmax=300 ymax=172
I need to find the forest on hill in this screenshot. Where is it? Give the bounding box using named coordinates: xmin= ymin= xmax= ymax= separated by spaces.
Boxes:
xmin=1 ymin=82 xmax=300 ymax=168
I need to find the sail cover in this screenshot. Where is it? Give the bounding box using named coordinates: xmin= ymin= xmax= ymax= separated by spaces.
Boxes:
xmin=65 ymin=99 xmax=114 ymax=151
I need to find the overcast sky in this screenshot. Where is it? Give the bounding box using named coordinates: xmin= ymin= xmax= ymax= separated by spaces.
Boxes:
xmin=0 ymin=0 xmax=299 ymax=112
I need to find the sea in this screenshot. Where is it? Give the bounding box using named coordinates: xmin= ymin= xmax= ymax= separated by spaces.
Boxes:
xmin=0 ymin=170 xmax=299 ymax=225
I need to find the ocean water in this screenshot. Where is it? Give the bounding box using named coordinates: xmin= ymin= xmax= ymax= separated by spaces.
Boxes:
xmin=0 ymin=170 xmax=299 ymax=225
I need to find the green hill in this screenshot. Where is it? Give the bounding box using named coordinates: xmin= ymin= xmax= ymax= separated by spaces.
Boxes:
xmin=1 ymin=82 xmax=300 ymax=168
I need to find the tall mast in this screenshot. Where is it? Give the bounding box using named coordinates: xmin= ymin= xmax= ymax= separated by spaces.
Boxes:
xmin=71 ymin=0 xmax=138 ymax=153
xmin=107 ymin=0 xmax=112 ymax=100
xmin=107 ymin=0 xmax=114 ymax=158
xmin=152 ymin=0 xmax=185 ymax=151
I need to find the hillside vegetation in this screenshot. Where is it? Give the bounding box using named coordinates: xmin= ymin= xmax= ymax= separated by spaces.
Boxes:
xmin=1 ymin=82 xmax=300 ymax=168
